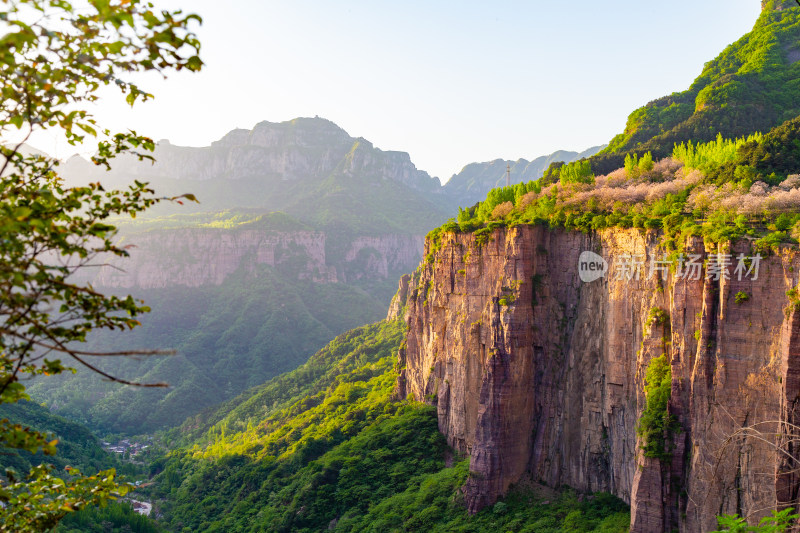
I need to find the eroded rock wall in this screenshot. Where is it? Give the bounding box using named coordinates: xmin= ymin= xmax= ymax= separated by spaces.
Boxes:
xmin=397 ymin=225 xmax=800 ymax=532
xmin=88 ymin=229 xmax=423 ymax=289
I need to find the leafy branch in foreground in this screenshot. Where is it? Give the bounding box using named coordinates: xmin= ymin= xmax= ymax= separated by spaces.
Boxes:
xmin=0 ymin=0 xmax=202 ymax=530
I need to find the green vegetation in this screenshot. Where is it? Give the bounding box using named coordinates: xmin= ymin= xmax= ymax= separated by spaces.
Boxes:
xmin=735 ymin=291 xmax=751 ymax=304
xmin=646 ymin=307 xmax=669 ymax=329
xmin=150 ymin=320 xmax=417 ymax=531
xmin=0 ymin=402 xmax=162 ymax=532
xmin=29 ymin=267 xmax=389 ymax=434
xmin=557 ymin=160 xmax=595 ymax=185
xmin=0 ymin=0 xmax=202 ymax=529
xmin=336 ymin=462 xmax=629 ymax=533
xmin=706 ymin=116 xmax=800 ymax=186
xmin=424 ymin=116 xmax=800 ymax=263
xmin=673 ymin=133 xmax=763 ymax=175
xmin=596 ymin=5 xmax=800 ymax=167
xmin=144 ymin=320 xmax=629 ymax=532
xmin=54 ymin=501 xmax=163 ymax=533
xmin=0 ymin=401 xmax=139 ymax=479
xmin=636 ymin=355 xmax=676 ymax=461
xmin=711 ymin=507 xmax=798 ymax=532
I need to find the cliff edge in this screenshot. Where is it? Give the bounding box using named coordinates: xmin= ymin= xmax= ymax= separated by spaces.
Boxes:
xmin=396 ymin=225 xmax=800 ymax=532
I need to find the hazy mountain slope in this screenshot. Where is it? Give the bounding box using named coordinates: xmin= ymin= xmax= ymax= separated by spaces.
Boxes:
xmin=59 ymin=116 xmax=602 ymax=231
xmin=29 ymin=261 xmax=388 ymax=434
xmin=30 ymin=118 xmax=453 ymax=434
xmin=33 ymin=118 xmax=603 ymax=435
xmin=0 ymin=400 xmax=128 ymax=476
xmin=443 ymin=145 xmax=604 ymax=207
xmin=592 ymin=0 xmax=800 ymax=172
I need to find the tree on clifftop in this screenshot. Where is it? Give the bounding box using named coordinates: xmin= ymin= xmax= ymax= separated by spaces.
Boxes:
xmin=0 ymin=0 xmax=201 ymax=530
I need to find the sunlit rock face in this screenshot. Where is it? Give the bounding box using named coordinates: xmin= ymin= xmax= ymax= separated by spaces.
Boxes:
xmin=397 ymin=225 xmax=800 ymax=532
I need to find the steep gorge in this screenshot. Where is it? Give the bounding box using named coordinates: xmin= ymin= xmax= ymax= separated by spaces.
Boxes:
xmin=395 ymin=225 xmax=800 ymax=532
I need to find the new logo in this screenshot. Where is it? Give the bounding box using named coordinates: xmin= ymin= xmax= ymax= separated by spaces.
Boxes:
xmin=578 ymin=251 xmax=608 ymax=283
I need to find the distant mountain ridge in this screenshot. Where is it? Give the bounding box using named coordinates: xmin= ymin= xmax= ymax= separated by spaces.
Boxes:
xmin=59 ymin=117 xmax=605 ymax=219
xmin=65 ymin=117 xmax=440 ymax=191
xmin=442 ymin=145 xmax=604 ymax=207
xmin=60 ymin=117 xmax=448 ymax=235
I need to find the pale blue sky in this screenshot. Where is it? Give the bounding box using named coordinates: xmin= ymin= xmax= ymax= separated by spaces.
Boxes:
xmin=32 ymin=0 xmax=761 ymax=182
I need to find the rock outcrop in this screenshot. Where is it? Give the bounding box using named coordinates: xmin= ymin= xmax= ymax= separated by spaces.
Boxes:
xmin=396 ymin=225 xmax=800 ymax=532
xmin=87 ymin=228 xmax=423 ymax=289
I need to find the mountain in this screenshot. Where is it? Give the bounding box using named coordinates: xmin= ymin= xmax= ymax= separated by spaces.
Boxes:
xmin=61 ymin=117 xmax=449 ymax=235
xmin=590 ymin=0 xmax=800 ymax=173
xmin=30 ymin=119 xmax=454 ymax=434
xmin=146 ymin=319 xmax=629 ymax=532
xmin=39 ymin=2 xmax=800 ymax=531
xmin=28 ymin=214 xmax=401 ymax=433
xmin=59 ymin=117 xmax=606 ymax=229
xmin=387 ymin=4 xmax=800 ymax=531
xmin=442 ymin=145 xmax=604 ymax=208
xmin=30 ymin=119 xmax=602 ymax=435
xmin=397 ymin=220 xmax=800 ymax=532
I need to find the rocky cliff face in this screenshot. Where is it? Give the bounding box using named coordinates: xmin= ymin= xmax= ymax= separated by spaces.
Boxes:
xmin=396 ymin=225 xmax=800 ymax=532
xmin=89 ymin=228 xmax=423 ymax=289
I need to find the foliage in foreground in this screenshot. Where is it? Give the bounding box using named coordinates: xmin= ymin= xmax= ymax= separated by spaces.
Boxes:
xmin=0 ymin=0 xmax=201 ymax=529
xmin=711 ymin=508 xmax=799 ymax=532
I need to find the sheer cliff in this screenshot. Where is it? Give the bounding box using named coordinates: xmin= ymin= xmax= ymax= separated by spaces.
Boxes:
xmin=86 ymin=225 xmax=422 ymax=289
xmin=395 ymin=225 xmax=800 ymax=532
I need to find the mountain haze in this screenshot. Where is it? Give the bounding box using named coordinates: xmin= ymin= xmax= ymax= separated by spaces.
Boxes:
xmin=33 ymin=118 xmax=601 ymax=434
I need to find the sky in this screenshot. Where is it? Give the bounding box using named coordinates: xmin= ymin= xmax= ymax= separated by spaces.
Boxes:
xmin=23 ymin=0 xmax=762 ymax=182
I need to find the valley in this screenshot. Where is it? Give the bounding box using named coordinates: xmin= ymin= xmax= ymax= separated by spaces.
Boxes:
xmin=4 ymin=1 xmax=800 ymax=532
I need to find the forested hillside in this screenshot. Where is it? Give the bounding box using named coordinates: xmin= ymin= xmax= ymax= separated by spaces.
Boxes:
xmin=146 ymin=320 xmax=629 ymax=533
xmin=29 ymin=269 xmax=387 ymax=433
xmin=590 ymin=1 xmax=800 ymax=173
xmin=0 ymin=401 xmax=129 ymax=477
xmin=0 ymin=402 xmax=162 ymax=532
